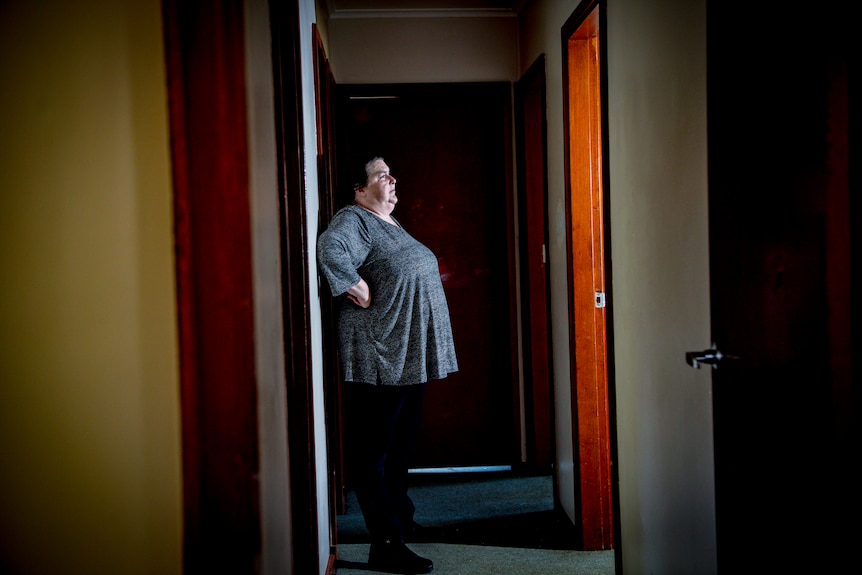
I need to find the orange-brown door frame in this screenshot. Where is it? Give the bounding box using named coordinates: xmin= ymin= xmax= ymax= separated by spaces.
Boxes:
xmin=562 ymin=0 xmax=615 ymax=551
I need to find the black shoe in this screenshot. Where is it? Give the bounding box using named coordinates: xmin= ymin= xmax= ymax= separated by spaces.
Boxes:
xmin=368 ymin=540 xmax=433 ymax=574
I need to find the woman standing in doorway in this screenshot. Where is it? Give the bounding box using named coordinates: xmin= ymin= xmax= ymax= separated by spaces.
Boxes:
xmin=317 ymin=157 xmax=458 ymax=574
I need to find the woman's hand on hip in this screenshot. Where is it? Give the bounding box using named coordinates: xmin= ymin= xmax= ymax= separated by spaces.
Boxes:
xmin=347 ymin=278 xmax=371 ymax=308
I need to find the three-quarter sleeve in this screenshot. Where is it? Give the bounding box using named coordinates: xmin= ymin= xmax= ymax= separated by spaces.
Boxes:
xmin=317 ymin=205 xmax=458 ymax=386
xmin=317 ymin=209 xmax=372 ymax=296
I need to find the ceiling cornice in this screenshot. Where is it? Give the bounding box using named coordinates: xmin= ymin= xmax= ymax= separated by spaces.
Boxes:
xmin=329 ymin=9 xmax=518 ymax=19
xmin=324 ymin=0 xmax=527 ymax=20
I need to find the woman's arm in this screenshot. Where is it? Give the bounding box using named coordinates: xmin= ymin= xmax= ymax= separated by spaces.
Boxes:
xmin=317 ymin=210 xmax=371 ymax=297
xmin=346 ymin=278 xmax=371 ymax=308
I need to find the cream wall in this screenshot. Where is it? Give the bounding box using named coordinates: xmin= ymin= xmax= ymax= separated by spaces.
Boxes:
xmin=604 ymin=1 xmax=716 ymax=571
xmin=328 ymin=13 xmax=518 ymax=83
xmin=517 ymin=0 xmax=583 ymax=521
xmin=0 ymin=1 xmax=183 ymax=574
xmin=520 ymin=0 xmax=717 ymax=572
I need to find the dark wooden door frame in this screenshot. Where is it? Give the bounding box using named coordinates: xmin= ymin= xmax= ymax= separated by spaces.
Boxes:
xmin=163 ymin=1 xmax=260 ymax=572
xmin=163 ymin=0 xmax=320 ymax=572
xmin=514 ymin=54 xmax=556 ymax=474
xmin=312 ymin=20 xmax=347 ymax=541
xmin=270 ymin=1 xmax=321 ymax=572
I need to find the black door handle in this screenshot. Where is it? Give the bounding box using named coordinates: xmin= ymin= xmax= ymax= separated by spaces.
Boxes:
xmin=686 ymin=347 xmax=723 ymax=369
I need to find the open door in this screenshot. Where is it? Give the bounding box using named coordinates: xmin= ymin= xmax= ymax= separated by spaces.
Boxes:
xmin=706 ymin=3 xmax=853 ymax=572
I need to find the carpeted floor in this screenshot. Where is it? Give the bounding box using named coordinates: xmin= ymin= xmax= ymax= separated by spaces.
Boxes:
xmin=335 ymin=473 xmax=616 ymax=574
xmin=335 ymin=543 xmax=615 ymax=575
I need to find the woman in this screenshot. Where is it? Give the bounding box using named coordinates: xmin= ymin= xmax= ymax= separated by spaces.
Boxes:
xmin=317 ymin=156 xmax=458 ymax=574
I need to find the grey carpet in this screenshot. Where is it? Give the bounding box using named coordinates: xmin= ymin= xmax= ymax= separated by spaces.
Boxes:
xmin=335 ymin=473 xmax=616 ymax=574
xmin=335 ymin=543 xmax=615 ymax=575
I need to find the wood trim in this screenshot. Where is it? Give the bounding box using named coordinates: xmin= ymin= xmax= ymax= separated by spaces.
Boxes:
xmin=503 ymin=86 xmax=522 ymax=465
xmin=596 ymin=2 xmax=622 ymax=561
xmin=162 ymin=0 xmax=261 ymax=572
xmin=515 ymin=54 xmax=555 ymax=473
xmin=326 ymin=552 xmax=338 ymax=575
xmin=561 ymin=0 xmax=615 ymax=551
xmin=269 ymin=1 xmax=320 ymax=572
xmin=313 ymin=21 xmax=346 ymax=551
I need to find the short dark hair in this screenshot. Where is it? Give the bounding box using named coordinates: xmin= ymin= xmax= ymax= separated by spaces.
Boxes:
xmin=352 ymin=156 xmax=385 ymax=191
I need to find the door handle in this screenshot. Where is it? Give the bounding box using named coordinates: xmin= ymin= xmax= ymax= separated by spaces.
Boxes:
xmin=686 ymin=346 xmax=723 ymax=369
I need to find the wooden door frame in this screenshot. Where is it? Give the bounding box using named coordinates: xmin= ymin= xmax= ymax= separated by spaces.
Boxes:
xmin=514 ymin=54 xmax=555 ymax=473
xmin=561 ymin=0 xmax=618 ymax=551
xmin=163 ymin=0 xmax=320 ymax=572
xmin=270 ymin=1 xmax=320 ymax=572
xmin=163 ymin=1 xmax=260 ymax=572
xmin=312 ymin=20 xmax=347 ymax=538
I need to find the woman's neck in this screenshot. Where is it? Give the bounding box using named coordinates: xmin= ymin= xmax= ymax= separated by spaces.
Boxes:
xmin=355 ymin=202 xmax=397 ymax=225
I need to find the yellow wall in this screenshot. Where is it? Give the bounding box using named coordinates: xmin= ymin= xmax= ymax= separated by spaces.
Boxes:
xmin=0 ymin=1 xmax=183 ymax=573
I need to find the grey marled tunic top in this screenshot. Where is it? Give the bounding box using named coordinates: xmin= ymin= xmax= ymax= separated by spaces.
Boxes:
xmin=317 ymin=205 xmax=459 ymax=386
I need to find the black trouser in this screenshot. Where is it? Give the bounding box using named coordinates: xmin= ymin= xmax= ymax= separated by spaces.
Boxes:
xmin=344 ymin=381 xmax=427 ymax=545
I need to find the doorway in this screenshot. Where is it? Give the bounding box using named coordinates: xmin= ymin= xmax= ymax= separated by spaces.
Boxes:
xmin=321 ymin=79 xmax=585 ymax=560
xmin=327 ymin=81 xmax=519 ymax=479
xmin=562 ymin=0 xmax=615 ymax=551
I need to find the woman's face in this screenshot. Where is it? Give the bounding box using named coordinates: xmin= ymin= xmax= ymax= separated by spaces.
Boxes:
xmin=357 ymin=160 xmax=397 ymax=215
